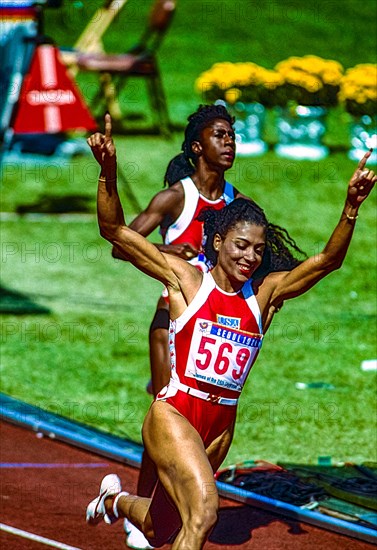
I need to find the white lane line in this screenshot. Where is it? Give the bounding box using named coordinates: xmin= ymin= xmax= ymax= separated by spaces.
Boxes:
xmin=0 ymin=523 xmax=83 ymax=550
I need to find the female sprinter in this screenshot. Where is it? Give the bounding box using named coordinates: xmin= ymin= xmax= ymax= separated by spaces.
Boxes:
xmin=86 ymin=114 xmax=376 ymax=550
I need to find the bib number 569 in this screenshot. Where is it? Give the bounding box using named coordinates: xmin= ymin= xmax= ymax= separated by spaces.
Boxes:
xmin=195 ymin=336 xmax=251 ymax=380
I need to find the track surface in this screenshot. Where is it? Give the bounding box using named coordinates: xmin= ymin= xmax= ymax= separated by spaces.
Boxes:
xmin=1 ymin=421 xmax=374 ymax=550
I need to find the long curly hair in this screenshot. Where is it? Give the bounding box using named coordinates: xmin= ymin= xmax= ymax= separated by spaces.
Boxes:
xmin=199 ymin=198 xmax=306 ymax=277
xmin=164 ymin=104 xmax=234 ymax=186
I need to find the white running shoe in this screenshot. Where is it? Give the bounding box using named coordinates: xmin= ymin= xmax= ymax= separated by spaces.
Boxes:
xmin=124 ymin=518 xmax=154 ymax=549
xmin=86 ymin=473 xmax=122 ymax=525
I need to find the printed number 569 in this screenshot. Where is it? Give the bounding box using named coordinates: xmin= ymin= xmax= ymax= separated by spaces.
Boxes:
xmin=195 ymin=336 xmax=251 ymax=380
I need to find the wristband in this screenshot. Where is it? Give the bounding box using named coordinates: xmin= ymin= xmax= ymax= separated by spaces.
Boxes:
xmin=98 ymin=176 xmax=116 ymax=183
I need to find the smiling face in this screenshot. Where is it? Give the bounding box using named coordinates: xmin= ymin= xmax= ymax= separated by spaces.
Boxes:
xmin=213 ymin=221 xmax=266 ymax=291
xmin=192 ymin=118 xmax=236 ymax=170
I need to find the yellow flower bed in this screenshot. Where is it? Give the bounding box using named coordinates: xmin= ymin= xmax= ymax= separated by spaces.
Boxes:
xmin=274 ymin=55 xmax=344 ymax=107
xmin=338 ymin=64 xmax=377 ymax=117
xmin=195 ymin=58 xmax=377 ymax=117
xmin=195 ymin=61 xmax=286 ymax=107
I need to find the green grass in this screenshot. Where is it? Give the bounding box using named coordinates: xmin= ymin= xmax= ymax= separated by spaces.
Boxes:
xmin=1 ymin=0 xmax=377 ymax=467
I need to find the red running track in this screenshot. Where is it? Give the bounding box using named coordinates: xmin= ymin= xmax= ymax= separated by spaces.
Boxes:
xmin=0 ymin=421 xmax=374 ymax=550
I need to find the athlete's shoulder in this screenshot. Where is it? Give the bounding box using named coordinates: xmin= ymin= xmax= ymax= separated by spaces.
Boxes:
xmin=151 ymin=181 xmax=184 ymax=205
xmin=163 ymin=180 xmax=186 ymax=197
xmin=253 ymin=271 xmax=287 ymax=310
xmin=165 ymin=254 xmax=204 ymax=302
xmin=254 ymin=271 xmax=286 ymax=291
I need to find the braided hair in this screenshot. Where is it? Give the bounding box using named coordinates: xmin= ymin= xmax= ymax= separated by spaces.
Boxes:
xmin=164 ymin=104 xmax=234 ymax=186
xmin=199 ymin=198 xmax=306 ymax=277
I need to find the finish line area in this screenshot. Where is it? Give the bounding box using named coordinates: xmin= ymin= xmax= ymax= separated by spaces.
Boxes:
xmin=1 ymin=393 xmax=376 ymax=549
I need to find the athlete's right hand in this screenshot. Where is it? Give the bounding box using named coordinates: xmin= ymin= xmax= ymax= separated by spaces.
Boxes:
xmin=87 ymin=113 xmax=117 ymax=170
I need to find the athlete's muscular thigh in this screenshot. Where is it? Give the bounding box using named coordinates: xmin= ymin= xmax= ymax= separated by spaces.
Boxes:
xmin=142 ymin=401 xmax=216 ymax=510
xmin=142 ymin=401 xmax=209 ymax=473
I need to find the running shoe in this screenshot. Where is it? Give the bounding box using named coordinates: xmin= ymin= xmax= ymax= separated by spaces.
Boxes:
xmin=86 ymin=473 xmax=122 ymax=525
xmin=124 ymin=518 xmax=154 ymax=549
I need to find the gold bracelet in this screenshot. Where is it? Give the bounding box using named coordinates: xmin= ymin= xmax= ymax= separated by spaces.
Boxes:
xmin=345 ymin=212 xmax=359 ymax=220
xmin=98 ymin=176 xmax=116 ymax=182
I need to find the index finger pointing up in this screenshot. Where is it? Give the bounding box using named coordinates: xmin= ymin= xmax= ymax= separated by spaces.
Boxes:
xmin=104 ymin=113 xmax=112 ymax=139
xmin=358 ymin=149 xmax=371 ymax=170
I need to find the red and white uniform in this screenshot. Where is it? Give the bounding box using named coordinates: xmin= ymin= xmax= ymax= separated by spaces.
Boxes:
xmin=162 ymin=176 xmax=236 ymax=266
xmin=156 ymin=272 xmax=263 ymax=446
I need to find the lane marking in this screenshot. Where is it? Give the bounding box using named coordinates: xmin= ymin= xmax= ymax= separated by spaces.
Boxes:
xmin=0 ymin=523 xmax=83 ymax=549
xmin=0 ymin=462 xmax=108 ymax=468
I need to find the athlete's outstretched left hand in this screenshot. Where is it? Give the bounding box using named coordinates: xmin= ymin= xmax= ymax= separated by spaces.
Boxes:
xmin=347 ymin=150 xmax=376 ymax=207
